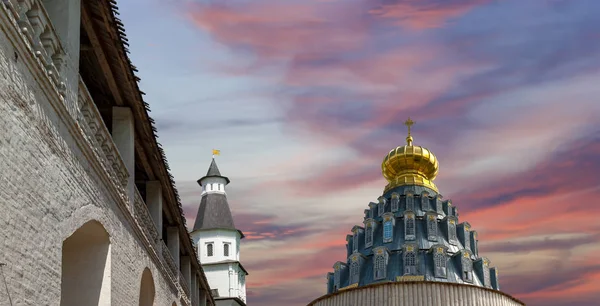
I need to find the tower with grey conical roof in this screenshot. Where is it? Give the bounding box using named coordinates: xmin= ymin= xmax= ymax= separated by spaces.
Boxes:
xmin=190 ymin=158 xmax=248 ymax=305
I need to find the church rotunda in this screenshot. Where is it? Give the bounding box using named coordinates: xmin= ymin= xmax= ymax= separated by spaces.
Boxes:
xmin=307 ymin=119 xmax=525 ymax=306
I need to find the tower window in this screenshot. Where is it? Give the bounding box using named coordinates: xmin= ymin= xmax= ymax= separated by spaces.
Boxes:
xmin=462 ymin=256 xmax=473 ymax=282
xmin=334 ymin=266 xmax=341 ymax=289
xmin=433 ymin=250 xmax=447 ymax=278
xmin=483 ymin=264 xmax=491 ymax=287
xmin=353 ymin=232 xmax=359 ymax=252
xmin=378 ymin=200 xmax=385 ymax=216
xmin=383 ymin=221 xmax=393 ymax=242
xmin=463 ymin=227 xmax=471 ymax=250
xmin=406 ymin=196 xmax=414 ymax=211
xmin=427 ymin=215 xmax=437 ymax=241
xmin=421 ymin=196 xmax=429 ymax=211
xmin=391 ymin=194 xmax=399 ymax=212
xmin=349 ymin=261 xmax=360 ymax=284
xmin=448 ymin=220 xmax=457 ymax=245
xmin=207 ymin=243 xmax=214 ymax=257
xmin=471 ymin=231 xmax=479 ymax=257
xmin=405 ymin=215 xmax=415 ymax=240
xmin=404 ymin=251 xmax=417 ymax=275
xmin=224 ymin=243 xmax=230 ymax=257
xmin=374 ymin=254 xmax=387 ymax=280
xmin=365 ymin=225 xmax=373 ymax=248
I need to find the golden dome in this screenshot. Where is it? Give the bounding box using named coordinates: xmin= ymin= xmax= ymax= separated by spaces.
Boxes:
xmin=382 ymin=118 xmax=439 ymax=193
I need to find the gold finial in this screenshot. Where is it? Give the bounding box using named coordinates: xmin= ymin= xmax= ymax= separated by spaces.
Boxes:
xmin=404 ymin=117 xmax=415 ymax=146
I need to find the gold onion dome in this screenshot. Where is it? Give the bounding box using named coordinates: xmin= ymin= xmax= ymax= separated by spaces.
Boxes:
xmin=382 ymin=117 xmax=439 ymax=193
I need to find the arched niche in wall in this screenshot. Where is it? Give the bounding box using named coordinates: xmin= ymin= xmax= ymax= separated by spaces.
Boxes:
xmin=139 ymin=267 xmax=155 ymax=306
xmin=60 ymin=220 xmax=111 ymax=306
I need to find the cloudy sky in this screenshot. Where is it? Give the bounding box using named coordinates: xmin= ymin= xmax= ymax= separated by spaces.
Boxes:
xmin=118 ymin=0 xmax=600 ymax=305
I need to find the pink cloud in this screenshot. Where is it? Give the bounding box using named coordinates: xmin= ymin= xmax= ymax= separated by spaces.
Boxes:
xmin=368 ymin=0 xmax=489 ymax=30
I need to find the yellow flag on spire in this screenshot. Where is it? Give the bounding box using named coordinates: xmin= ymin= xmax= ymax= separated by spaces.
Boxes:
xmin=212 ymin=149 xmax=220 ymax=156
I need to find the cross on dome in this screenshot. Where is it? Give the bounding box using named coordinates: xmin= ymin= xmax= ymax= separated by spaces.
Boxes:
xmin=404 ymin=117 xmax=415 ymax=146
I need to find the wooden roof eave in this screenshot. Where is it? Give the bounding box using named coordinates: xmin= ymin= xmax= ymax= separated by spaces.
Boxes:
xmin=83 ymin=1 xmax=214 ymax=303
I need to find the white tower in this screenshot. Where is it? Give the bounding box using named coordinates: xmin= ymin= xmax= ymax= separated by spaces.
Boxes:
xmin=190 ymin=157 xmax=248 ymax=306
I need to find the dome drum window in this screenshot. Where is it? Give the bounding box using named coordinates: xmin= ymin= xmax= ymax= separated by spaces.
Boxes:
xmin=475 ymin=257 xmax=492 ymax=288
xmin=435 ymin=195 xmax=443 ymax=214
xmin=421 ymin=191 xmax=430 ymax=211
xmin=490 ymin=267 xmax=500 ymax=290
xmin=333 ymin=262 xmax=346 ymax=291
xmin=373 ymin=247 xmax=389 ymax=280
xmin=432 ymin=246 xmax=447 ymax=278
xmin=460 ymin=251 xmax=473 ymax=283
xmin=378 ymin=197 xmax=386 ymax=216
xmin=349 ymin=260 xmax=360 ymax=285
xmin=405 ymin=193 xmax=415 ymax=211
xmin=382 ymin=213 xmax=395 ymax=243
xmin=391 ymin=193 xmax=400 ymax=212
xmin=364 ymin=220 xmax=375 ymax=248
xmin=368 ymin=202 xmax=377 ymax=219
xmin=352 ymin=226 xmax=363 ymax=253
xmin=404 ymin=212 xmax=416 ymax=241
xmin=470 ymin=231 xmax=479 ymax=257
xmin=447 ymin=218 xmax=458 ymax=245
xmin=426 ymin=213 xmax=438 ymax=241
xmin=403 ymin=244 xmax=418 ymax=275
xmin=458 ymin=222 xmax=472 ymax=250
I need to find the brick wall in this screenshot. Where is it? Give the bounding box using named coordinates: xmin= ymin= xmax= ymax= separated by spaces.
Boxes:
xmin=0 ymin=14 xmax=183 ymax=306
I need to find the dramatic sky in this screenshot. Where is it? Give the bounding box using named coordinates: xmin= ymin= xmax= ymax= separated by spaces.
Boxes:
xmin=118 ymin=0 xmax=600 ymax=305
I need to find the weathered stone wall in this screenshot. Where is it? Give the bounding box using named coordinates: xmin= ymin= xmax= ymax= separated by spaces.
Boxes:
xmin=0 ymin=10 xmax=182 ymax=306
xmin=308 ymin=282 xmax=525 ymax=306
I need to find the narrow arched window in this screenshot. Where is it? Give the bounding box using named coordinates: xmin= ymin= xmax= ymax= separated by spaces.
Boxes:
xmin=391 ymin=195 xmax=399 ymax=212
xmin=406 ymin=195 xmax=414 ymax=211
xmin=421 ymin=196 xmax=429 ymax=211
xmin=353 ymin=232 xmax=359 ymax=252
xmin=334 ymin=267 xmax=340 ymax=289
xmin=433 ymin=251 xmax=447 ymax=278
xmin=378 ymin=200 xmax=385 ymax=216
xmin=462 ymin=256 xmax=473 ymax=282
xmin=427 ymin=215 xmax=437 ymax=241
xmin=365 ymin=225 xmax=373 ymax=247
xmin=207 ymin=243 xmax=213 ymax=257
xmin=224 ymin=243 xmax=230 ymax=257
xmin=374 ymin=255 xmax=386 ymax=280
xmin=350 ymin=261 xmax=360 ymax=284
xmin=405 ymin=215 xmax=415 ymax=240
xmin=448 ymin=220 xmax=457 ymax=244
xmin=383 ymin=221 xmax=393 ymax=242
xmin=404 ymin=251 xmax=417 ymax=275
xmin=483 ymin=264 xmax=491 ymax=287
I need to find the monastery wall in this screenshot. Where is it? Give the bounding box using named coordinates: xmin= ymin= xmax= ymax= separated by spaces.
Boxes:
xmin=307 ymin=281 xmax=525 ymax=306
xmin=0 ymin=6 xmax=191 ymax=306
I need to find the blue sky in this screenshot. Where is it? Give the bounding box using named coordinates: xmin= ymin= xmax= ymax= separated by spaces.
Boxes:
xmin=118 ymin=1 xmax=600 ymax=305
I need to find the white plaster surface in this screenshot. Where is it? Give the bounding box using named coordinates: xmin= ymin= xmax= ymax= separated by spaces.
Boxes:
xmin=192 ymin=227 xmax=246 ymax=302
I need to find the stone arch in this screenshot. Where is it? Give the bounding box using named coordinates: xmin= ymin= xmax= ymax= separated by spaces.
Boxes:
xmin=60 ymin=204 xmax=114 ymax=242
xmin=60 ymin=220 xmax=111 ymax=306
xmin=139 ymin=267 xmax=155 ymax=306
